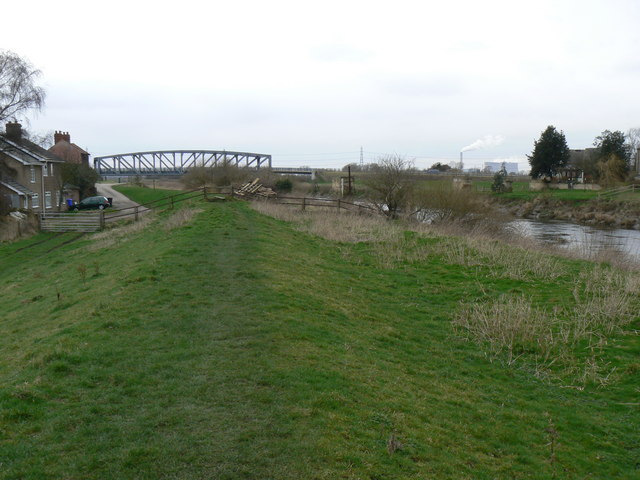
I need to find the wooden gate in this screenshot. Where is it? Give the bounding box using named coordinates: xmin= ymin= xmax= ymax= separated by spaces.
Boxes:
xmin=40 ymin=212 xmax=104 ymax=232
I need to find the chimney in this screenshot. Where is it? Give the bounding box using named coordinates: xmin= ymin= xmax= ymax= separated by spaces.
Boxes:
xmin=54 ymin=130 xmax=71 ymax=144
xmin=6 ymin=122 xmax=22 ymax=140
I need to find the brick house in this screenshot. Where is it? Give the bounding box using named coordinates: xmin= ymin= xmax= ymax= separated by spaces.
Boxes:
xmin=49 ymin=131 xmax=90 ymax=167
xmin=0 ymin=122 xmax=67 ymax=212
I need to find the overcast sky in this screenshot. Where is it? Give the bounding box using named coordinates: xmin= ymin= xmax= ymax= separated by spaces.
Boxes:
xmin=2 ymin=0 xmax=640 ymax=170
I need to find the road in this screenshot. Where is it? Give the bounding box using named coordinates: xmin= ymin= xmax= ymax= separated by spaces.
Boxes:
xmin=96 ymin=183 xmax=151 ymax=222
xmin=96 ymin=183 xmax=140 ymax=210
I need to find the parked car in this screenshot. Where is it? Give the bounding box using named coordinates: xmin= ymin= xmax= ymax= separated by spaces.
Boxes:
xmin=68 ymin=196 xmax=112 ymax=211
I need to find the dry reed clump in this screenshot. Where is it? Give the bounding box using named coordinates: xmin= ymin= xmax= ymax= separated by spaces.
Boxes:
xmin=162 ymin=207 xmax=203 ymax=231
xmin=453 ymin=294 xmax=557 ymax=366
xmin=565 ymin=240 xmax=640 ymax=272
xmin=454 ymin=266 xmax=640 ymax=385
xmin=87 ymin=214 xmax=156 ymax=251
xmin=571 ymin=265 xmax=640 ymax=336
xmin=250 ymin=201 xmax=405 ymax=243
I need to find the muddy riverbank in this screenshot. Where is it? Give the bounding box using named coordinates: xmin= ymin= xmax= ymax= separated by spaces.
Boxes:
xmin=502 ymin=196 xmax=640 ymax=230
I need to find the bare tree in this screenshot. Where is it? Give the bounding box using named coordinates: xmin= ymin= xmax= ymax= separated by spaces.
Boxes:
xmin=364 ymin=155 xmax=415 ymax=218
xmin=0 ymin=51 xmax=46 ymax=123
xmin=626 ymin=127 xmax=640 ymax=173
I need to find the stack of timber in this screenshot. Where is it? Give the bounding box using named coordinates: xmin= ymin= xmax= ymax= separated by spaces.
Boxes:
xmin=235 ymin=179 xmax=277 ymax=198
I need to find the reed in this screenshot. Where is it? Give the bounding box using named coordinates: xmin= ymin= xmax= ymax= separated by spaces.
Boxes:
xmin=454 ymin=265 xmax=640 ymax=384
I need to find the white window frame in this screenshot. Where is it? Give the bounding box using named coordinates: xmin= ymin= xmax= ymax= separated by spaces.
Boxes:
xmin=45 ymin=191 xmax=52 ymax=209
xmin=32 ymin=193 xmax=39 ymax=208
xmin=49 ymin=163 xmax=54 ymax=176
xmin=30 ymin=166 xmax=36 ymax=183
xmin=43 ymin=162 xmax=48 ymax=177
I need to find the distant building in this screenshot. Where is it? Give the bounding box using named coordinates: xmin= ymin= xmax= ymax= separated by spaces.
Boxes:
xmin=49 ymin=131 xmax=90 ymax=166
xmin=568 ymin=148 xmax=600 ymax=183
xmin=483 ymin=162 xmax=518 ymax=174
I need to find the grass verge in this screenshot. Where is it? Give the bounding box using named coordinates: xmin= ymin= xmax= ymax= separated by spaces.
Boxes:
xmin=0 ymin=193 xmax=638 ymax=479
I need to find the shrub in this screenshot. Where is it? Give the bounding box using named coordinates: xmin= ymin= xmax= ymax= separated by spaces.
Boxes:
xmin=275 ymin=178 xmax=293 ymax=193
xmin=491 ymin=165 xmax=508 ymax=193
xmin=182 ymin=167 xmax=214 ymax=189
xmin=412 ymin=181 xmax=489 ymax=222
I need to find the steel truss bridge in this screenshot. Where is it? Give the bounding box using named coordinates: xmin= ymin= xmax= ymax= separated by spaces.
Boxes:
xmin=93 ymin=150 xmax=272 ymax=176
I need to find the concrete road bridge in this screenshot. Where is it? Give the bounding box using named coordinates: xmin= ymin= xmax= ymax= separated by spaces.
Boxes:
xmin=93 ymin=150 xmax=273 ymax=176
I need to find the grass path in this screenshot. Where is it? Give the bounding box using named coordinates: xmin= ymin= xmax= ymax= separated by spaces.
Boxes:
xmin=0 ymin=199 xmax=638 ymax=479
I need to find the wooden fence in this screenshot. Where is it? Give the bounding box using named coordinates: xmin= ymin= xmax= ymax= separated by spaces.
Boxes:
xmin=268 ymin=195 xmax=378 ymax=214
xmin=39 ymin=212 xmax=104 ymax=232
xmin=105 ymin=188 xmax=208 ymax=223
xmin=39 ymin=187 xmax=378 ymax=233
xmin=39 ymin=189 xmax=208 ymax=233
xmin=598 ymin=184 xmax=639 ymax=198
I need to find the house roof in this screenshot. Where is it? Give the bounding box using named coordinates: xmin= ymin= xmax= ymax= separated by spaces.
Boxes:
xmin=0 ymin=179 xmax=36 ymax=196
xmin=49 ymin=139 xmax=90 ymax=162
xmin=0 ymin=134 xmax=65 ymax=165
xmin=71 ymin=142 xmax=89 ymax=155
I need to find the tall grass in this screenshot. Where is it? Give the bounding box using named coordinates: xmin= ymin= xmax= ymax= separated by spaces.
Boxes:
xmin=250 ymin=201 xmax=408 ymax=244
xmin=88 ymin=214 xmax=156 ymax=251
xmin=251 ymin=199 xmax=639 ymax=386
xmin=453 ymin=265 xmax=640 ymax=385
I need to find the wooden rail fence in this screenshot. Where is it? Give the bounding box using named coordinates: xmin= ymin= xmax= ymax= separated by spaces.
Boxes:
xmin=598 ymin=184 xmax=639 ymax=198
xmin=39 ymin=187 xmax=378 ymax=233
xmin=39 ymin=188 xmax=208 ymax=233
xmin=268 ymin=195 xmax=377 ymax=214
xmin=39 ymin=212 xmax=105 ymax=232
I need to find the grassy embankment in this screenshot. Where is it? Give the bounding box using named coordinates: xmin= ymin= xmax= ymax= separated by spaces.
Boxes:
xmin=0 ymin=186 xmax=639 ymax=479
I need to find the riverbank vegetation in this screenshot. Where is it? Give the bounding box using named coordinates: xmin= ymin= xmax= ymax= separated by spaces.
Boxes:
xmin=1 ymin=191 xmax=638 ymax=479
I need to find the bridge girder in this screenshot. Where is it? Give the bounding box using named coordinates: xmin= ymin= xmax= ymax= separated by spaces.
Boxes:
xmin=93 ymin=150 xmax=272 ymax=176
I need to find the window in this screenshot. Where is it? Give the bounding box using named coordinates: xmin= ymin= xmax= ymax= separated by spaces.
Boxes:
xmin=30 ymin=166 xmax=36 ymax=183
xmin=45 ymin=191 xmax=52 ymax=209
xmin=43 ymin=163 xmax=48 ymax=176
xmin=49 ymin=163 xmax=54 ymax=176
xmin=32 ymin=193 xmax=39 ymax=208
xmin=56 ymin=191 xmax=62 ymax=207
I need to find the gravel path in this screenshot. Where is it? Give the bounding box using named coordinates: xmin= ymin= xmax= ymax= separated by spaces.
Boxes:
xmin=95 ymin=183 xmax=152 ymax=223
xmin=96 ymin=183 xmax=140 ymax=211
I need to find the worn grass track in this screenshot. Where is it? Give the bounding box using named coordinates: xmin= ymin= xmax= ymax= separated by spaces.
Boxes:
xmin=0 ymin=197 xmax=638 ymax=479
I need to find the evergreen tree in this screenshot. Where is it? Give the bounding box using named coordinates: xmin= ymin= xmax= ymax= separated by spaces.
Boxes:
xmin=528 ymin=126 xmax=570 ymax=179
xmin=594 ymin=130 xmax=630 ymax=166
xmin=491 ymin=163 xmax=508 ymax=193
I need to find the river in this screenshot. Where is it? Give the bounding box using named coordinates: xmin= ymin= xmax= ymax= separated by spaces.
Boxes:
xmin=507 ymin=219 xmax=640 ymax=260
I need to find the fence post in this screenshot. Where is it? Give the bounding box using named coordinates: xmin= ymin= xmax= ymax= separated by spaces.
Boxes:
xmin=231 ymin=186 xmax=234 ymax=198
xmin=337 ymin=199 xmax=341 ymax=212
xmin=302 ymin=197 xmax=306 ymax=211
xmin=134 ymin=206 xmax=139 ymax=222
xmin=203 ymin=186 xmax=208 ymax=201
xmin=100 ymin=211 xmax=105 ymax=230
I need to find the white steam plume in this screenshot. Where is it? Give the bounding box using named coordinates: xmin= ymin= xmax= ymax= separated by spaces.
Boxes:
xmin=461 ymin=134 xmax=505 ymax=153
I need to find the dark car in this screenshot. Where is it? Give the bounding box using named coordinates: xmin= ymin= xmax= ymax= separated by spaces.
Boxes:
xmin=69 ymin=196 xmax=112 ymax=211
